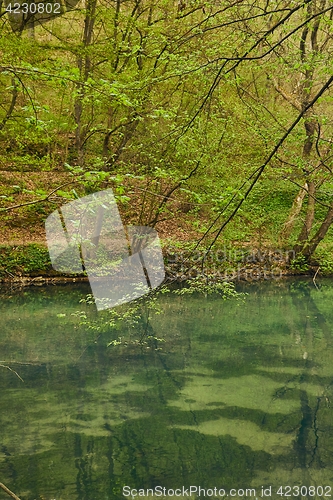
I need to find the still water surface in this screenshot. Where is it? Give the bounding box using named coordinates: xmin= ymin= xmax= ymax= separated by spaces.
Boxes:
xmin=0 ymin=279 xmax=333 ymax=499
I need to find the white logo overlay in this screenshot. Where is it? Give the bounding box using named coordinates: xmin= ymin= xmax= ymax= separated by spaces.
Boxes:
xmin=45 ymin=189 xmax=165 ymax=310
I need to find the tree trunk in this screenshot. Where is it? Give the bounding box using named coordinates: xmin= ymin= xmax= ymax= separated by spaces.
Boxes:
xmin=302 ymin=204 xmax=333 ymax=258
xmin=74 ymin=0 xmax=97 ymax=165
xmin=294 ymin=180 xmax=316 ymax=255
xmin=293 ymin=115 xmax=317 ymax=258
xmin=280 ymin=183 xmax=307 ymax=241
xmin=291 ymin=1 xmax=325 ymax=258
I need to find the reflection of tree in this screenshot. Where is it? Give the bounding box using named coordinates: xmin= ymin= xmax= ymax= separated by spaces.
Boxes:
xmin=289 ymin=282 xmax=333 ymax=475
xmin=153 ymin=282 xmax=333 ymax=487
xmin=74 ymin=434 xmax=96 ymax=499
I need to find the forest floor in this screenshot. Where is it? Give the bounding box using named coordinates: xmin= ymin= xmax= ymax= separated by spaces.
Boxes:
xmin=0 ymin=169 xmax=200 ymax=245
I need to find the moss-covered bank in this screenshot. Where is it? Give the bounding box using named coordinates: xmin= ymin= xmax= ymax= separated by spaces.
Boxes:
xmin=0 ymin=243 xmax=329 ymax=284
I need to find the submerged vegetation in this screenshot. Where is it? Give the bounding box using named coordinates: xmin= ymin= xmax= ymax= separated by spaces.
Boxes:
xmin=75 ymin=277 xmax=243 ymax=349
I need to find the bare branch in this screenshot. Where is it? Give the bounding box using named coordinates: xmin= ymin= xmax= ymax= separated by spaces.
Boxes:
xmin=0 ymin=483 xmax=22 ymax=500
xmin=0 ymin=365 xmax=24 ymax=382
xmin=1 ymin=181 xmax=77 ymax=212
xmin=0 ymin=77 xmax=18 ymax=132
xmin=271 ymin=77 xmax=302 ymax=111
xmin=147 ymin=160 xmax=201 ymax=227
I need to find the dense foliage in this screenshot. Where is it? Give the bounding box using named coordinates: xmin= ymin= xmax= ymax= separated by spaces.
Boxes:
xmin=1 ymin=0 xmax=333 ymax=269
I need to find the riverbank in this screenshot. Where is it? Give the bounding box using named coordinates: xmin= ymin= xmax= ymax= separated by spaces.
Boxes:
xmin=0 ymin=242 xmax=325 ymax=285
xmin=1 ymin=170 xmax=333 ymax=285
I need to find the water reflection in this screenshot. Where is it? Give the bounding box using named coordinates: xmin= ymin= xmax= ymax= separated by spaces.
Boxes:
xmin=0 ymin=279 xmax=333 ymax=499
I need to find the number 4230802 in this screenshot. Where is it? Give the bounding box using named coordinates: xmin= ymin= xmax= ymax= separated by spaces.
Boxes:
xmin=276 ymin=485 xmax=332 ymax=497
xmin=5 ymin=2 xmax=61 ymax=14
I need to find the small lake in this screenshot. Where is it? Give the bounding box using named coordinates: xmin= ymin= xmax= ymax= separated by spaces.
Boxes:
xmin=0 ymin=279 xmax=333 ymax=500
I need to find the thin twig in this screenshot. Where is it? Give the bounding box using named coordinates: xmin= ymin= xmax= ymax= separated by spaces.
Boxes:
xmin=4 ymin=270 xmax=15 ymax=278
xmin=313 ymin=267 xmax=320 ymax=290
xmin=0 ymin=482 xmax=22 ymax=500
xmin=1 ymin=181 xmax=77 ymax=212
xmin=0 ymin=365 xmax=24 ymax=382
xmin=0 ymin=361 xmax=41 ymax=365
xmin=148 ymin=160 xmax=201 ymax=226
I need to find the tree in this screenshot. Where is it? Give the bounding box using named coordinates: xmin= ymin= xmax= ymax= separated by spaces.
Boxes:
xmin=2 ymin=0 xmax=333 ymax=266
xmin=180 ymin=0 xmax=333 ymax=262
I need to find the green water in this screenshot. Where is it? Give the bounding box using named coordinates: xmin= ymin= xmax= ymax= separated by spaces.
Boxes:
xmin=0 ymin=279 xmax=333 ymax=500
